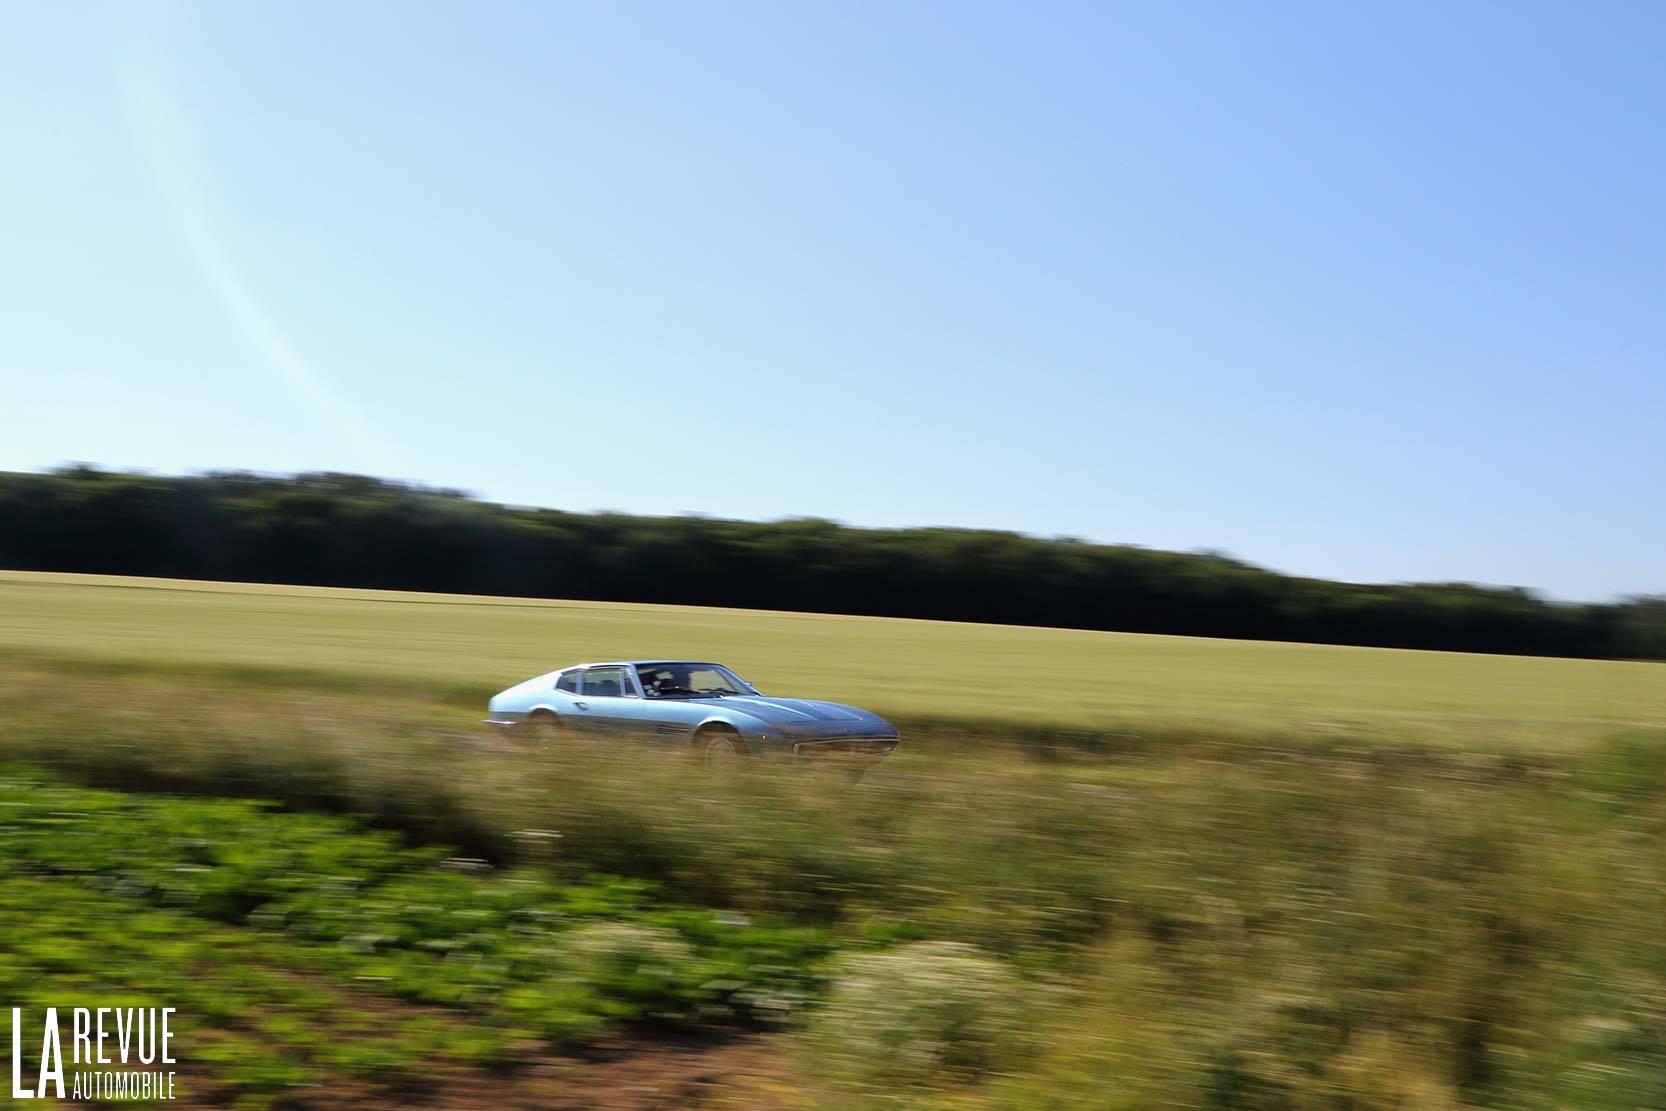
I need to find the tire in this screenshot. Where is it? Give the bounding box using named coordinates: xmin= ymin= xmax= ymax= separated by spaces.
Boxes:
xmin=693 ymin=727 xmax=749 ymax=772
xmin=518 ymin=711 xmax=564 ymax=745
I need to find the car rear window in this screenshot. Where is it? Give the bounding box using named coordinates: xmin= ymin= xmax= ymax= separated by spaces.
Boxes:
xmin=582 ymin=666 xmax=629 ymax=697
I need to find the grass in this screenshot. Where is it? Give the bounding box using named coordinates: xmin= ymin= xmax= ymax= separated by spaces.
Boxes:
xmin=2 ymin=570 xmax=1664 ymax=748
xmin=3 ymin=571 xmax=1666 ymax=1106
xmin=3 ymin=665 xmax=1666 ymax=1108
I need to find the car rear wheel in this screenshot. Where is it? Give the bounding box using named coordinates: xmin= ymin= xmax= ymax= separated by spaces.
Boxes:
xmin=519 ymin=711 xmax=564 ymax=745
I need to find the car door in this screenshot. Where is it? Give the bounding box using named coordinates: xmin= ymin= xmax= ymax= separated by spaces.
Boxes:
xmin=632 ymin=664 xmax=704 ymax=745
xmin=574 ymin=665 xmax=636 ymax=740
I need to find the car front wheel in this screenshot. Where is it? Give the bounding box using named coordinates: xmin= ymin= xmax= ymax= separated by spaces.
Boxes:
xmin=694 ymin=728 xmax=749 ymax=772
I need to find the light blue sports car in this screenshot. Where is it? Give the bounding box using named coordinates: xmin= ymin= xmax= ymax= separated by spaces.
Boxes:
xmin=485 ymin=660 xmax=899 ymax=770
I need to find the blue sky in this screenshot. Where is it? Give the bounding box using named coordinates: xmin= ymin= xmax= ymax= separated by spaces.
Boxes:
xmin=2 ymin=1 xmax=1662 ymax=600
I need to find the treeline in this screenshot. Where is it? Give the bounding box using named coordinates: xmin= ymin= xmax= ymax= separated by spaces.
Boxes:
xmin=2 ymin=466 xmax=1662 ymax=660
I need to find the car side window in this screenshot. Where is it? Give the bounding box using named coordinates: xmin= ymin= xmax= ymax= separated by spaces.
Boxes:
xmin=555 ymin=670 xmax=580 ymax=694
xmin=581 ymin=666 xmax=631 ymax=698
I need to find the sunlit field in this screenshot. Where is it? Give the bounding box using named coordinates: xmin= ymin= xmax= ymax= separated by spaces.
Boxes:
xmin=3 ymin=570 xmax=1663 ymax=748
xmin=2 ymin=571 xmax=1665 ymax=1108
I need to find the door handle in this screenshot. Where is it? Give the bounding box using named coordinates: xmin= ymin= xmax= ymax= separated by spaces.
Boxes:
xmin=574 ymin=701 xmax=589 ymax=710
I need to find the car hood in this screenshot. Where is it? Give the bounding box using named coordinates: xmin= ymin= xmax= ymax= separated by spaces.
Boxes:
xmin=721 ymin=697 xmax=896 ymax=735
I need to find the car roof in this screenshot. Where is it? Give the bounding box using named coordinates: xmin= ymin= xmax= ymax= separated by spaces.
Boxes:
xmin=560 ymin=660 xmax=723 ymax=670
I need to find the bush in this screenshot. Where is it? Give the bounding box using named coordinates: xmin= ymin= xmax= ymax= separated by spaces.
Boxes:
xmin=803 ymin=942 xmax=1037 ymax=1092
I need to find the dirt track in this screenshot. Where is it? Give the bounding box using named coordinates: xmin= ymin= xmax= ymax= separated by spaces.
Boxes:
xmin=223 ymin=1033 xmax=804 ymax=1111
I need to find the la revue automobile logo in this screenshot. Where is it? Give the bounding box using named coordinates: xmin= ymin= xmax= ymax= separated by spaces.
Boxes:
xmin=9 ymin=1007 xmax=178 ymax=1101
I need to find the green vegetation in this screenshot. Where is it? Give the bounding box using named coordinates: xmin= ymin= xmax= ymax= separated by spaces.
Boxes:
xmin=0 ymin=766 xmax=828 ymax=1103
xmin=0 ymin=572 xmax=1664 ymax=1106
xmin=5 ymin=466 xmax=1664 ymax=660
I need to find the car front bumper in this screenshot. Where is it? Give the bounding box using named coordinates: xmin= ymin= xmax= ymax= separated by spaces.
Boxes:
xmin=790 ymin=737 xmax=899 ymax=762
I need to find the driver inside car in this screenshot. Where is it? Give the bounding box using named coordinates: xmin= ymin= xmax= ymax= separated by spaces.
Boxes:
xmin=644 ymin=669 xmax=684 ymax=696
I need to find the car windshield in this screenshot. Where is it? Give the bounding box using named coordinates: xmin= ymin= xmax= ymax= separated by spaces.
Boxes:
xmin=636 ymin=663 xmax=753 ymax=698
